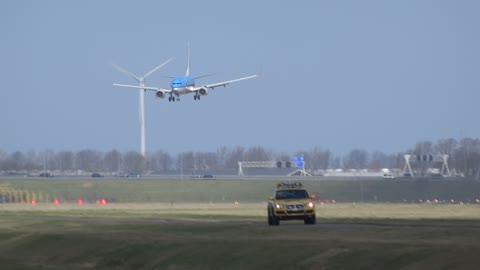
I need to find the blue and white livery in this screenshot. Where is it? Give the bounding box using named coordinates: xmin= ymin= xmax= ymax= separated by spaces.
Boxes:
xmin=114 ymin=47 xmax=258 ymax=102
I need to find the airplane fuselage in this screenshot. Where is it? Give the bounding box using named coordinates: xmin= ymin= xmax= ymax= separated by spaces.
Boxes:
xmin=171 ymin=76 xmax=195 ymax=96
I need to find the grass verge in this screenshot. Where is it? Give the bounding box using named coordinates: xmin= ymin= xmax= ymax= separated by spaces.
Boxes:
xmin=0 ymin=203 xmax=479 ymax=269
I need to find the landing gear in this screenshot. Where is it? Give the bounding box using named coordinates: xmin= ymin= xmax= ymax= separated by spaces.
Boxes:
xmin=194 ymin=95 xmax=201 ymax=101
xmin=169 ymin=96 xmax=179 ymax=102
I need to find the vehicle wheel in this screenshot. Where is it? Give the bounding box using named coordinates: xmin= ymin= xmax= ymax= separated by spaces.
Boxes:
xmin=267 ymin=208 xmax=273 ymax=225
xmin=304 ymin=215 xmax=316 ymax=225
xmin=272 ymin=214 xmax=280 ymax=226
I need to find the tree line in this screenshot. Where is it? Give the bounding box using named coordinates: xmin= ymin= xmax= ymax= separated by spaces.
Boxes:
xmin=1 ymin=137 xmax=479 ymax=178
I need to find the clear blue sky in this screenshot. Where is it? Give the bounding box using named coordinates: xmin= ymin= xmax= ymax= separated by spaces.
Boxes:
xmin=1 ymin=0 xmax=479 ymax=156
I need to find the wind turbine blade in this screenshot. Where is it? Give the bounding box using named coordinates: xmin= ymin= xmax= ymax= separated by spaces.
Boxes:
xmin=112 ymin=64 xmax=141 ymax=82
xmin=143 ymin=58 xmax=174 ymax=79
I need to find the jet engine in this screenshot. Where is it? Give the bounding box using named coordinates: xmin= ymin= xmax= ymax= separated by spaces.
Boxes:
xmin=155 ymin=90 xmax=166 ymax=98
xmin=198 ymin=87 xmax=209 ymax=96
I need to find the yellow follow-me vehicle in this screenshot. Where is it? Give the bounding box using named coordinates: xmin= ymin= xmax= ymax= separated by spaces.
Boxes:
xmin=267 ymin=182 xmax=316 ymax=226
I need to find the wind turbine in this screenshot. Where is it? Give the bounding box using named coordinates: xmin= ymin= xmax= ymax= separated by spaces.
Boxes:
xmin=113 ymin=58 xmax=173 ymax=157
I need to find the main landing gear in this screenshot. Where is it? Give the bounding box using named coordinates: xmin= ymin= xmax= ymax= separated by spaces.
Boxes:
xmin=194 ymin=95 xmax=201 ymax=101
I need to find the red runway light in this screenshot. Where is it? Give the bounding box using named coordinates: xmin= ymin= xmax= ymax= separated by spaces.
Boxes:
xmin=101 ymin=198 xmax=106 ymax=205
xmin=54 ymin=199 xmax=59 ymax=205
xmin=77 ymin=199 xmax=83 ymax=205
xmin=30 ymin=200 xmax=36 ymax=205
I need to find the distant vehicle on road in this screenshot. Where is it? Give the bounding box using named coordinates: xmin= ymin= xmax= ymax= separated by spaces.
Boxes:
xmin=91 ymin=173 xmax=104 ymax=178
xmin=127 ymin=173 xmax=141 ymax=179
xmin=113 ymin=172 xmax=127 ymax=178
xmin=201 ymin=174 xmax=216 ymax=179
xmin=39 ymin=172 xmax=54 ymax=178
xmin=383 ymin=173 xmax=395 ymax=179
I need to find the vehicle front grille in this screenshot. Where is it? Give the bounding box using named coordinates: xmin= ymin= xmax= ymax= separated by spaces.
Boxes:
xmin=286 ymin=204 xmax=304 ymax=213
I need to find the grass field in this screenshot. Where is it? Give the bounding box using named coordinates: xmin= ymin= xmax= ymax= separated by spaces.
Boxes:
xmin=1 ymin=178 xmax=480 ymax=203
xmin=0 ymin=178 xmax=479 ymax=269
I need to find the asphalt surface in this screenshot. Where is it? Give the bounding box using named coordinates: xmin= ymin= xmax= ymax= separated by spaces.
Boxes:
xmin=2 ymin=214 xmax=479 ymax=230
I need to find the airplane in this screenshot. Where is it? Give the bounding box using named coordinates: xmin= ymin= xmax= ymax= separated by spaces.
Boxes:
xmin=113 ymin=47 xmax=258 ymax=102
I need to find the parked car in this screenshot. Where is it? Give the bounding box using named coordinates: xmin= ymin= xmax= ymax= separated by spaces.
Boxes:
xmin=91 ymin=173 xmax=104 ymax=178
xmin=383 ymin=173 xmax=395 ymax=179
xmin=127 ymin=172 xmax=141 ymax=178
xmin=39 ymin=172 xmax=54 ymax=178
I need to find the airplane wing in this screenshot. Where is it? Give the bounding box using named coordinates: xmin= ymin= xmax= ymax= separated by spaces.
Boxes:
xmin=193 ymin=74 xmax=259 ymax=91
xmin=113 ymin=83 xmax=172 ymax=93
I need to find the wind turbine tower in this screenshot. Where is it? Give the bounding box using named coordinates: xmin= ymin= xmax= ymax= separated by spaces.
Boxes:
xmin=113 ymin=58 xmax=173 ymax=157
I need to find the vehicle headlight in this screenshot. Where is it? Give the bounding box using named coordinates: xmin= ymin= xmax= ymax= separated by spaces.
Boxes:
xmin=275 ymin=204 xmax=283 ymax=209
xmin=306 ymin=202 xmax=314 ymax=208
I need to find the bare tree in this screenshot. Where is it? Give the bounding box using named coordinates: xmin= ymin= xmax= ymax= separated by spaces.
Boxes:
xmin=123 ymin=151 xmax=145 ymax=173
xmin=412 ymin=141 xmax=433 ymax=155
xmin=148 ymin=150 xmax=172 ymax=173
xmin=56 ymin=151 xmax=75 ymax=173
xmin=369 ymin=151 xmax=387 ymax=170
xmin=435 ymin=138 xmax=458 ymax=156
xmin=8 ymin=151 xmax=26 ymax=171
xmin=195 ymin=152 xmax=219 ymax=171
xmin=307 ymin=147 xmax=332 ymax=171
xmin=344 ymin=149 xmax=368 ymax=170
xmin=455 ymin=138 xmax=480 ymax=177
xmin=176 ymin=152 xmax=195 ymax=173
xmin=104 ymin=150 xmax=122 ymax=173
xmin=225 ymin=146 xmax=245 ymax=169
xmin=76 ymin=150 xmax=102 ymax=172
xmin=245 ymin=146 xmax=272 ymax=161
xmin=216 ymin=146 xmax=229 ymax=170
xmin=24 ymin=150 xmax=41 ymax=171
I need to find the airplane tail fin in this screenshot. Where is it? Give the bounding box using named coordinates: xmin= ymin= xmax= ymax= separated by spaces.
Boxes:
xmin=185 ymin=43 xmax=190 ymax=76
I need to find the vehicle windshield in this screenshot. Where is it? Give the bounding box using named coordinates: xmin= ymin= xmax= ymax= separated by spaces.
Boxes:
xmin=275 ymin=189 xmax=309 ymax=200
